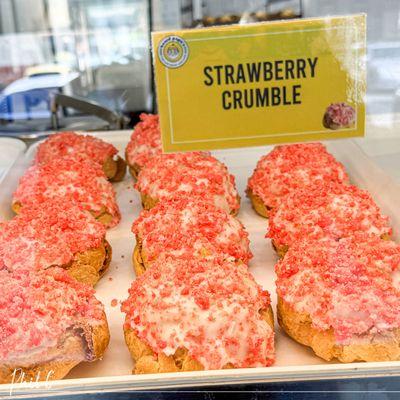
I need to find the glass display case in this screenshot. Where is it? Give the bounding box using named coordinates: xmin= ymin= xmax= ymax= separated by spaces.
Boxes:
xmin=0 ymin=0 xmax=152 ymax=136
xmin=1 ymin=1 xmax=400 ymax=399
xmin=2 ymin=0 xmax=400 ymax=138
xmin=196 ymin=0 xmax=302 ymax=27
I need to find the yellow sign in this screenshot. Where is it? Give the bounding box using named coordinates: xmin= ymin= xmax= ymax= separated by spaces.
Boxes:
xmin=152 ymin=15 xmax=366 ymax=152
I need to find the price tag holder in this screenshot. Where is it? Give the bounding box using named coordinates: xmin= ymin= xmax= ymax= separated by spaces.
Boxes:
xmin=152 ymin=14 xmax=366 ymax=152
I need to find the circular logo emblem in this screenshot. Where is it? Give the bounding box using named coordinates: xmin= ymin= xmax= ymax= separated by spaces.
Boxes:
xmin=158 ymin=36 xmax=189 ymax=68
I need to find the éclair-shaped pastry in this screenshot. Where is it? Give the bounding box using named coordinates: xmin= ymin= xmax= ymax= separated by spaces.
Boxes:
xmin=132 ymin=198 xmax=251 ymax=275
xmin=276 ymin=235 xmax=400 ymax=362
xmin=268 ymin=183 xmax=391 ymax=257
xmin=247 ymin=143 xmax=348 ymax=217
xmin=36 ymin=131 xmax=126 ymax=182
xmin=12 ymin=156 xmax=121 ymax=228
xmin=0 ymin=201 xmax=111 ymax=286
xmin=122 ymin=255 xmax=275 ymax=373
xmin=125 ymin=113 xmax=161 ymax=178
xmin=0 ymin=268 xmax=109 ymax=383
xmin=135 ymin=152 xmax=240 ymax=214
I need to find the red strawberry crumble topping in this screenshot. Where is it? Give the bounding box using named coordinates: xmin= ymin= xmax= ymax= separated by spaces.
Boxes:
xmin=111 ymin=299 xmax=118 ymax=307
xmin=133 ymin=198 xmax=251 ymax=263
xmin=268 ymin=183 xmax=391 ymax=248
xmin=0 ymin=201 xmax=106 ymax=272
xmin=121 ymin=255 xmax=274 ymax=369
xmin=0 ymin=268 xmax=104 ymax=363
xmin=276 ymin=235 xmax=400 ymax=343
xmin=136 ymin=152 xmax=239 ymax=214
xmin=247 ymin=143 xmax=348 ymax=209
xmin=36 ymin=131 xmax=117 ymax=165
xmin=13 ymin=156 xmax=120 ymax=228
xmin=125 ymin=114 xmax=161 ymax=168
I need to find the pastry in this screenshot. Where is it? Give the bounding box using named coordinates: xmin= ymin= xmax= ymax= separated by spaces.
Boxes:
xmin=125 ymin=114 xmax=161 ymax=178
xmin=276 ymin=235 xmax=400 ymax=362
xmin=247 ymin=143 xmax=348 ymax=217
xmin=323 ymin=102 xmax=356 ymax=130
xmin=0 ymin=268 xmax=109 ymax=383
xmin=132 ymin=197 xmax=251 ymax=275
xmin=135 ymin=152 xmax=240 ymax=214
xmin=268 ymin=183 xmax=391 ymax=257
xmin=12 ymin=156 xmax=121 ymax=228
xmin=122 ymin=254 xmax=275 ymax=373
xmin=36 ymin=131 xmax=126 ymax=182
xmin=0 ymin=201 xmax=111 ymax=286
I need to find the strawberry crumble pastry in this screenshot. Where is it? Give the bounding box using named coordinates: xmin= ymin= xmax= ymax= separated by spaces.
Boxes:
xmin=125 ymin=114 xmax=161 ymax=177
xmin=122 ymin=254 xmax=274 ymax=373
xmin=247 ymin=143 xmax=348 ymax=217
xmin=276 ymin=235 xmax=400 ymax=362
xmin=12 ymin=156 xmax=121 ymax=228
xmin=0 ymin=201 xmax=111 ymax=285
xmin=132 ymin=198 xmax=251 ymax=275
xmin=135 ymin=152 xmax=240 ymax=214
xmin=0 ymin=268 xmax=109 ymax=383
xmin=36 ymin=131 xmax=126 ymax=182
xmin=323 ymin=102 xmax=356 ymax=130
xmin=268 ymin=183 xmax=391 ymax=257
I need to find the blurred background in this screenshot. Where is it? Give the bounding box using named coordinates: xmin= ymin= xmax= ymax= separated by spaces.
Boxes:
xmin=0 ymin=0 xmax=399 ymax=137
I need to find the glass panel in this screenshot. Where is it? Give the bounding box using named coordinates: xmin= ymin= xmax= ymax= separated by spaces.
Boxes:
xmin=0 ymin=0 xmax=151 ymax=136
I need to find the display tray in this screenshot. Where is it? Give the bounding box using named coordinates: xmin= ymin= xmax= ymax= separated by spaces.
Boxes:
xmin=1 ymin=131 xmax=400 ymax=398
xmin=0 ymin=138 xmax=26 ymax=188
